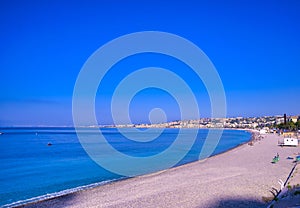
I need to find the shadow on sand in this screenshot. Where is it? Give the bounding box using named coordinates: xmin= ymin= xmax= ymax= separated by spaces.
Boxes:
xmin=199 ymin=197 xmax=267 ymax=208
xmin=21 ymin=195 xmax=268 ymax=208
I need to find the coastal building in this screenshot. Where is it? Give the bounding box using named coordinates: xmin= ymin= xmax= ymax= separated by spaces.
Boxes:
xmin=289 ymin=116 xmax=299 ymax=123
xmin=276 ymin=117 xmax=284 ymax=124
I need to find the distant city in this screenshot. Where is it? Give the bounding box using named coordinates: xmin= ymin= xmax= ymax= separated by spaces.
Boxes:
xmin=106 ymin=114 xmax=300 ymax=132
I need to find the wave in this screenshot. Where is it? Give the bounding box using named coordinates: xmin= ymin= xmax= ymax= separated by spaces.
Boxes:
xmin=2 ymin=177 xmax=127 ymax=208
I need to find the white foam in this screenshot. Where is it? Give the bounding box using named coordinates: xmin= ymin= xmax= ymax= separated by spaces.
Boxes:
xmin=2 ymin=177 xmax=126 ymax=208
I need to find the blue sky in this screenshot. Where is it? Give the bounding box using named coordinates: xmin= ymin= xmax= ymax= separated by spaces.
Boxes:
xmin=0 ymin=0 xmax=299 ymax=126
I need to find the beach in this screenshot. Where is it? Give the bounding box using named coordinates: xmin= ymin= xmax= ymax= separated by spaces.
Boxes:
xmin=22 ymin=133 xmax=299 ymax=208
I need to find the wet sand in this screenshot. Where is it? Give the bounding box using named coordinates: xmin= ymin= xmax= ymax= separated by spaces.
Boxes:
xmin=22 ymin=133 xmax=299 ymax=208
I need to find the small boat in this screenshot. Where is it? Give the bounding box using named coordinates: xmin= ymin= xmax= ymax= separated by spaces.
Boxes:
xmin=0 ymin=132 xmax=3 ymax=135
xmin=47 ymin=142 xmax=52 ymax=146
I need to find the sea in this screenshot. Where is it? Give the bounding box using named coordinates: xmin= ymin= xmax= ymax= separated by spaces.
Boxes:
xmin=0 ymin=128 xmax=251 ymax=207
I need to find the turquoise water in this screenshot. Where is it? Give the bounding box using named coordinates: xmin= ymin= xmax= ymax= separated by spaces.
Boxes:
xmin=0 ymin=128 xmax=251 ymax=207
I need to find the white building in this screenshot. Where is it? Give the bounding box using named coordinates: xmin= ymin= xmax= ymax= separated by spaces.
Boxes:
xmin=282 ymin=138 xmax=298 ymax=146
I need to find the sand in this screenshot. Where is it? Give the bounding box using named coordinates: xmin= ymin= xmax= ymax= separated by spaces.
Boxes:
xmin=22 ymin=133 xmax=300 ymax=208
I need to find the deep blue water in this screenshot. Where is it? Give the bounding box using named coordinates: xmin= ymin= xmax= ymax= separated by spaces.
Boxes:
xmin=0 ymin=128 xmax=251 ymax=207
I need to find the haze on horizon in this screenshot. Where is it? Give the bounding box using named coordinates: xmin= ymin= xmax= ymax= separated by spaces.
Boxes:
xmin=0 ymin=0 xmax=299 ymax=127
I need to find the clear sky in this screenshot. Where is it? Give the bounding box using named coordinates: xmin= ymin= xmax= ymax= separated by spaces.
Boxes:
xmin=0 ymin=0 xmax=299 ymax=126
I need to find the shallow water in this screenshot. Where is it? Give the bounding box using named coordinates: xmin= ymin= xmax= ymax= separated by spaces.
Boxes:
xmin=0 ymin=128 xmax=250 ymax=206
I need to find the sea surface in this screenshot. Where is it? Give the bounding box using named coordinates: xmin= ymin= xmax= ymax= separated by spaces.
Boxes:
xmin=0 ymin=128 xmax=251 ymax=207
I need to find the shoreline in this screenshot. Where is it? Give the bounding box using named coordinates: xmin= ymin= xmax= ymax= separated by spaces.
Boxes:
xmin=4 ymin=129 xmax=252 ymax=208
xmin=19 ymin=132 xmax=300 ymax=208
xmin=4 ymin=178 xmax=124 ymax=208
